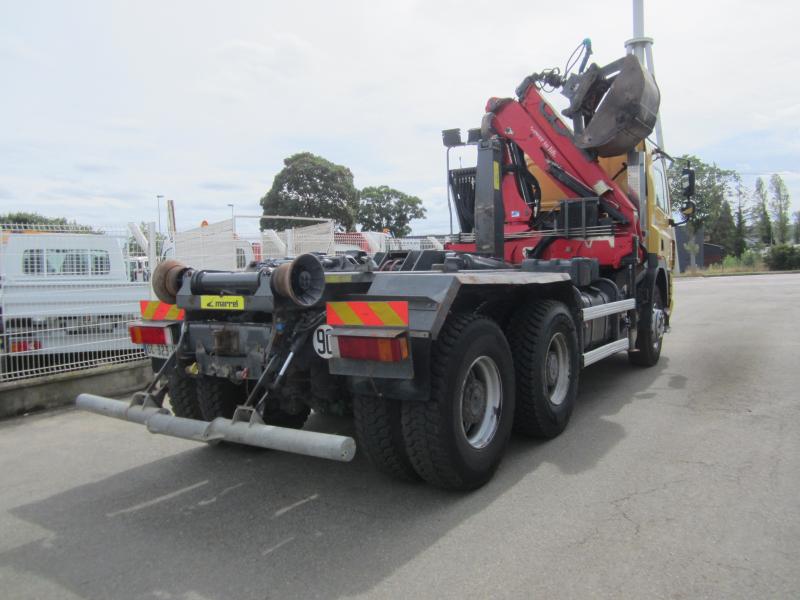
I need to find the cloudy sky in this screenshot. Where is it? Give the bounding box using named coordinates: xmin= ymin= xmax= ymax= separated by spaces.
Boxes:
xmin=1 ymin=0 xmax=797 ymax=234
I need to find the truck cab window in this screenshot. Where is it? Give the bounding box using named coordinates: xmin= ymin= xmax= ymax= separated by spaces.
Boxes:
xmin=22 ymin=249 xmax=44 ymax=274
xmin=61 ymin=250 xmax=89 ymax=275
xmin=91 ymin=250 xmax=111 ymax=275
xmin=652 ymin=160 xmax=670 ymax=213
xmin=38 ymin=249 xmax=109 ymax=275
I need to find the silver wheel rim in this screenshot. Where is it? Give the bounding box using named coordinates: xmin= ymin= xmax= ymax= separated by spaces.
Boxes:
xmin=651 ymin=301 xmax=665 ymax=351
xmin=459 ymin=355 xmax=502 ymax=449
xmin=544 ymin=332 xmax=570 ymax=406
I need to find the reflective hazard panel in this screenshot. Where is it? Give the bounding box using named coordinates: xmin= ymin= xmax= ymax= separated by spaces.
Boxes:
xmin=326 ymin=301 xmax=409 ymax=327
xmin=139 ymin=300 xmax=184 ymax=321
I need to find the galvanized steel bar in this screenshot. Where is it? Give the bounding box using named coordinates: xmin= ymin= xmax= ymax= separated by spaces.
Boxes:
xmin=582 ymin=298 xmax=636 ymax=321
xmin=76 ymin=393 xmax=356 ymax=462
xmin=582 ymin=338 xmax=629 ymax=367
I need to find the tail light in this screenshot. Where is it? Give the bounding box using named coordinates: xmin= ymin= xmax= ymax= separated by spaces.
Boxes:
xmin=129 ymin=324 xmax=173 ymax=345
xmin=10 ymin=340 xmax=42 ymax=353
xmin=337 ymin=335 xmax=409 ymax=362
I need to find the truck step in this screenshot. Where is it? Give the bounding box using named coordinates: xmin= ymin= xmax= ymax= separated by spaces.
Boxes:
xmin=582 ymin=298 xmax=636 ymax=320
xmin=582 ymin=338 xmax=629 ymax=367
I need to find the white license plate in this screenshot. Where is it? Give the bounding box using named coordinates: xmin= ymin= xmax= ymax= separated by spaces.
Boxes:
xmin=145 ymin=344 xmax=174 ymax=359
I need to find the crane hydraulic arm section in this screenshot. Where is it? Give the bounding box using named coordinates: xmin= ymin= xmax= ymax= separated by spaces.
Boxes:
xmin=446 ymin=54 xmax=659 ymax=269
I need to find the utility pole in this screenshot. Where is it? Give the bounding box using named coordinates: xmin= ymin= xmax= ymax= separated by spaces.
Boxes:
xmin=625 ymin=0 xmax=664 ymax=150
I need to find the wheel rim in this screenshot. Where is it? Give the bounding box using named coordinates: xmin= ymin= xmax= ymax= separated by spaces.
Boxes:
xmin=651 ymin=299 xmax=666 ymax=351
xmin=459 ymin=355 xmax=502 ymax=449
xmin=544 ymin=332 xmax=570 ymax=406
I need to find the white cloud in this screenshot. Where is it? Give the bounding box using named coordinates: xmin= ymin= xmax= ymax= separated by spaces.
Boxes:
xmin=1 ymin=0 xmax=798 ymax=229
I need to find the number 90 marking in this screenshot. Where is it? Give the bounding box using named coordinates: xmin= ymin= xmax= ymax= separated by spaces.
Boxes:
xmin=313 ymin=324 xmax=333 ymax=359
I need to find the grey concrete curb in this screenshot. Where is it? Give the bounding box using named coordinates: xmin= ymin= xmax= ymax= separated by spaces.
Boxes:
xmin=0 ymin=360 xmax=151 ymax=420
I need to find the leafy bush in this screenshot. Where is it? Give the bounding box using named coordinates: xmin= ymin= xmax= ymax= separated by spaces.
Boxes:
xmin=721 ymin=255 xmax=739 ymax=270
xmin=707 ymin=251 xmax=764 ymax=274
xmin=740 ymin=250 xmax=759 ymax=268
xmin=764 ymin=245 xmax=800 ymax=270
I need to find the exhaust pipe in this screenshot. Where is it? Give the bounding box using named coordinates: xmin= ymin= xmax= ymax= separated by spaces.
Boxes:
xmin=76 ymin=394 xmax=356 ymax=462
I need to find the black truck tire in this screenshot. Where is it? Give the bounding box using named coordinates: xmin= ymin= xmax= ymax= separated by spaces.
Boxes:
xmin=629 ymin=289 xmax=665 ymax=367
xmin=197 ymin=376 xmax=240 ymax=420
xmin=401 ymin=314 xmax=515 ymax=490
xmin=167 ymin=368 xmax=202 ymax=420
xmin=353 ymin=394 xmax=419 ymax=481
xmin=508 ymin=300 xmax=580 ymax=438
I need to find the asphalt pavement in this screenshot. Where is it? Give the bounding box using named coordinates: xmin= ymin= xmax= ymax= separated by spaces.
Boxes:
xmin=1 ymin=273 xmax=798 ymax=599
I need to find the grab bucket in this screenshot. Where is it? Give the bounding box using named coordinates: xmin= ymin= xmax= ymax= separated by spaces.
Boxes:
xmin=573 ymin=54 xmax=660 ymax=157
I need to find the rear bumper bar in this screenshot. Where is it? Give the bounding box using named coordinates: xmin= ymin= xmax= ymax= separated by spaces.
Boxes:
xmin=75 ymin=393 xmax=356 ymax=462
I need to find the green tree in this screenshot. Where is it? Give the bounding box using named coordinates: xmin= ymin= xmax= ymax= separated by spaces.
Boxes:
xmin=769 ymin=174 xmax=791 ymax=244
xmin=358 ymin=186 xmax=427 ymax=237
xmin=1 ymin=212 xmax=64 ymax=225
xmin=732 ymin=179 xmax=748 ymax=258
xmin=0 ymin=212 xmax=86 ymax=230
xmin=765 ymin=245 xmax=800 ymax=270
xmin=793 ymin=211 xmax=800 ymax=244
xmin=709 ymin=200 xmax=736 ymax=256
xmin=667 ymin=155 xmax=736 ymax=233
xmin=260 ymin=153 xmax=359 ymax=230
xmin=667 ymin=155 xmax=743 ymax=262
xmin=754 ymin=177 xmax=773 ymax=245
xmin=0 ymin=212 xmax=95 ymax=232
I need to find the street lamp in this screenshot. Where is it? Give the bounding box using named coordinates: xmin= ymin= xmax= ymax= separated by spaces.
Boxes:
xmin=227 ymin=203 xmax=234 ymax=220
xmin=156 ymin=194 xmax=164 ymax=235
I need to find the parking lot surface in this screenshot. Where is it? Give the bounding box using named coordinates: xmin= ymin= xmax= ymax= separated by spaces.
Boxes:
xmin=1 ymin=273 xmax=798 ymax=599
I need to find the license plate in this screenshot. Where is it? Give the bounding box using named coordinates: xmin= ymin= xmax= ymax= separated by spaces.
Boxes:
xmin=145 ymin=344 xmax=174 ymax=358
xmin=200 ymin=295 xmax=245 ymax=310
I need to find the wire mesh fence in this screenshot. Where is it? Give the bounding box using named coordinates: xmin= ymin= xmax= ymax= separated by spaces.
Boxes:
xmin=0 ymin=223 xmax=151 ymax=382
xmin=237 ymin=217 xmax=446 ymax=259
xmin=384 ymin=236 xmax=447 ymax=251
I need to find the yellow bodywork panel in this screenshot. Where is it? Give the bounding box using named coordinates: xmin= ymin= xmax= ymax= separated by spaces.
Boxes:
xmin=525 ymin=154 xmax=629 ymax=213
xmin=200 ymin=295 xmax=245 ymax=310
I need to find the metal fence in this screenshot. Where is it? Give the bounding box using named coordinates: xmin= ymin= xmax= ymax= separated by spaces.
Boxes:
xmin=188 ymin=217 xmax=410 ymax=265
xmin=168 ymin=218 xmax=339 ymax=269
xmin=0 ymin=223 xmax=152 ymax=382
xmin=234 ymin=217 xmax=447 ymax=259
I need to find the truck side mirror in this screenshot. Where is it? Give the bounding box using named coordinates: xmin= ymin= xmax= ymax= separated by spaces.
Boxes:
xmin=669 ymin=197 xmax=696 ymax=227
xmin=682 ymin=163 xmax=696 ymax=199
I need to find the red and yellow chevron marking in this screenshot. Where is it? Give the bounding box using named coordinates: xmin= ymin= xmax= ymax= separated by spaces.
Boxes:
xmin=139 ymin=300 xmax=185 ymax=321
xmin=326 ymin=301 xmax=409 ymax=327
